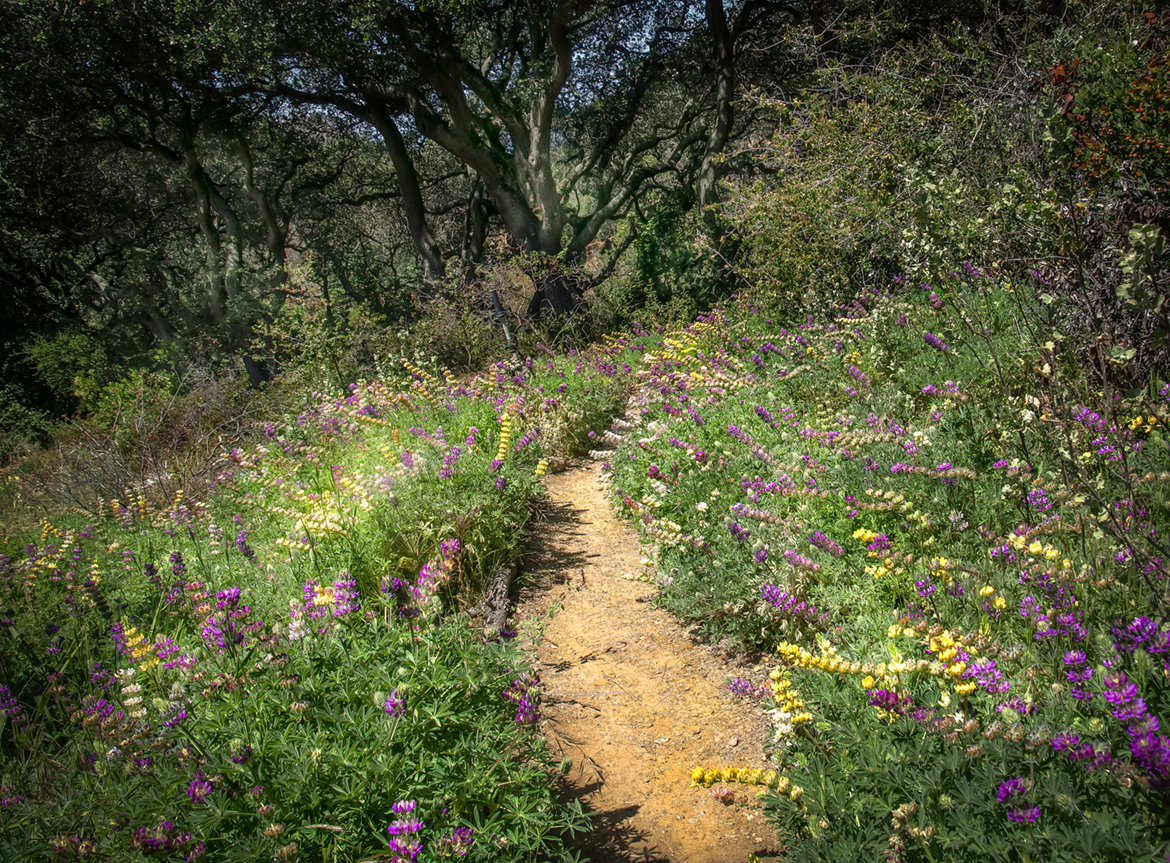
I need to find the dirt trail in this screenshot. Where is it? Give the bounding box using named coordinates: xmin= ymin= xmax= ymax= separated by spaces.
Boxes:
xmin=515 ymin=460 xmax=783 ymax=863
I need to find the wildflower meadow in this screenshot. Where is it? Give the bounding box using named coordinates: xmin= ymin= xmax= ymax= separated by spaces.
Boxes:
xmin=0 ymin=351 xmax=634 ymax=862
xmin=595 ymin=268 xmax=1169 ymax=861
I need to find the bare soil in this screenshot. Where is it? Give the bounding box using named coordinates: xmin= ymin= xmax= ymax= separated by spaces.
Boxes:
xmin=514 ymin=460 xmax=784 ymax=863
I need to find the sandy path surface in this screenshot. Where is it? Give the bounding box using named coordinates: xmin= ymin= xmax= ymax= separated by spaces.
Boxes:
xmin=514 ymin=460 xmax=783 ymax=863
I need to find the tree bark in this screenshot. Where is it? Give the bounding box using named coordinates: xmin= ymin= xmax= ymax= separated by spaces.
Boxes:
xmin=697 ymin=0 xmax=736 ymax=232
xmin=367 ymin=105 xmax=447 ymax=295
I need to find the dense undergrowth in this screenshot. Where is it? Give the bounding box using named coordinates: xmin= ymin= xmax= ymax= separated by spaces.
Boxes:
xmin=598 ymin=267 xmax=1169 ymax=861
xmin=0 ymin=348 xmax=636 ymax=862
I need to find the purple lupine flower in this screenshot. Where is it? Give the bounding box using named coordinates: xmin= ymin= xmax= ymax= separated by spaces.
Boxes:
xmin=439 ymin=445 xmax=463 ymax=480
xmin=1026 ymin=488 xmax=1052 ymax=512
xmin=1130 ymin=730 xmax=1170 ymax=782
xmin=727 ymin=677 xmax=767 ymax=699
xmin=997 ymin=778 xmax=1040 ymax=823
xmin=164 ymin=706 xmax=189 ymax=730
xmin=0 ymin=685 xmax=24 ymax=727
xmin=923 ymin=332 xmax=949 ymax=351
xmin=385 ymin=690 xmax=406 ymax=718
xmin=387 ymin=800 xmax=423 ymax=863
xmin=1111 ymin=616 xmax=1158 ymax=654
xmin=186 ymin=770 xmax=213 ymax=803
xmin=996 ymin=778 xmax=1027 ymax=803
xmin=807 ymin=531 xmax=845 ymax=557
xmin=436 ymin=826 xmax=475 ymax=858
xmin=964 ymin=659 xmax=1009 ymax=695
xmin=234 ymin=529 xmax=256 ymax=561
xmin=0 ymin=784 xmax=24 ymax=809
xmin=868 ymin=689 xmax=912 ymax=716
xmin=728 ymin=523 xmax=750 ymax=541
xmin=782 ymin=549 xmax=818 ymax=570
xmin=495 ymin=476 xmax=507 ymax=491
xmin=333 ymin=572 xmax=361 ymax=617
xmin=1008 ymin=805 xmax=1041 ymax=823
xmin=504 ymin=672 xmax=541 ymax=726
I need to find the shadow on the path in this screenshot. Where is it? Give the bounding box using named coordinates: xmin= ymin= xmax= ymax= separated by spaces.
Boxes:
xmin=521 ymin=497 xmax=593 ymax=588
xmin=554 ymin=780 xmax=668 ymax=863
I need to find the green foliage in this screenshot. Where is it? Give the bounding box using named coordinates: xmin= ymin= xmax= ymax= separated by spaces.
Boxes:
xmin=24 ymin=328 xmax=121 ymax=412
xmin=0 ymin=332 xmax=647 ymax=861
xmin=597 ymin=268 xmax=1170 ymax=860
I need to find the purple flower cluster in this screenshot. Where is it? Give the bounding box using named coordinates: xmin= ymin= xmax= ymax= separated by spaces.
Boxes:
xmin=1033 ymin=608 xmax=1086 ymax=643
xmin=963 ymin=659 xmax=1009 ymax=695
xmin=234 ymin=528 xmax=255 ymax=562
xmin=807 ymin=531 xmax=844 ymax=557
xmin=1026 ymin=488 xmax=1052 ymax=512
xmin=923 ymin=332 xmax=949 ymax=351
xmin=868 ymin=688 xmax=913 ymax=716
xmin=185 ymin=770 xmax=213 ymax=804
xmin=200 ymin=586 xmax=264 ymax=654
xmin=332 ymin=572 xmax=361 ymax=617
xmin=1062 ymin=650 xmax=1094 ymax=700
xmin=413 ymin=539 xmax=461 ymax=607
xmin=1111 ymin=616 xmax=1170 ymax=668
xmin=436 ymin=826 xmax=475 ymax=858
xmin=439 ymin=445 xmax=463 ymax=480
xmin=385 ymin=689 xmax=406 ymax=719
xmin=761 ymin=585 xmax=830 ymax=626
xmin=387 ymin=799 xmax=423 ymax=863
xmin=129 ymin=821 xmax=202 ymax=857
xmin=504 ymin=671 xmax=541 ymax=726
xmin=0 ymin=784 xmax=24 ymax=809
xmin=727 ymin=522 xmax=750 ymax=541
xmin=1100 ymin=669 xmax=1169 ymax=783
xmin=727 ymin=677 xmax=767 ymax=699
xmin=782 ymin=549 xmax=821 ymax=571
xmin=997 ymin=778 xmax=1040 ymax=823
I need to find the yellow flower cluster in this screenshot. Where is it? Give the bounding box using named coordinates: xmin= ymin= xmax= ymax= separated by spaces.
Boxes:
xmin=295 ymin=513 xmax=346 ymax=538
xmin=1002 ymin=533 xmax=1070 ymax=570
xmin=1128 ymin=414 xmax=1161 ymax=432
xmin=275 ymin=536 xmax=311 ymax=552
xmin=864 ymin=557 xmax=904 ymax=579
xmin=926 ymin=629 xmax=978 ymax=695
xmin=689 ymin=766 xmax=804 ymax=801
xmin=768 ymin=670 xmax=812 ymax=727
xmin=495 ymin=412 xmax=513 ymax=463
xmin=122 ymin=622 xmax=158 ymax=672
xmin=410 ymin=380 xmax=439 ymax=409
xmin=534 ymin=459 xmax=549 ymax=480
xmin=929 ymin=557 xmax=954 ymax=582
